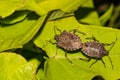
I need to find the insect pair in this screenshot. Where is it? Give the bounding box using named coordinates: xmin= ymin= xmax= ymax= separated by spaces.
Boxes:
xmin=44 ymin=25 xmax=117 ymax=69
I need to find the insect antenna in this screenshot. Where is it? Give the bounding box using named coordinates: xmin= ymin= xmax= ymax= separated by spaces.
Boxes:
xmin=54 ymin=25 xmax=62 ymax=35
xmin=107 ymin=38 xmax=117 ymax=51
xmin=86 ymin=35 xmax=99 ymax=42
xmin=107 ymin=55 xmax=113 ymax=69
xmin=69 ymin=26 xmax=85 ymax=35
xmin=42 ymin=23 xmax=59 ymax=48
xmin=101 ymin=38 xmax=117 ymax=69
xmin=106 ymin=38 xmax=117 ymax=69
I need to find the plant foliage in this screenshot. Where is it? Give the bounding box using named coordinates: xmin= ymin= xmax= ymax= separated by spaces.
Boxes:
xmin=0 ymin=0 xmax=120 ymax=80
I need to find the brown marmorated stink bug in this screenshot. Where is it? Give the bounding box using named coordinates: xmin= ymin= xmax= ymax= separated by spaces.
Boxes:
xmin=47 ymin=25 xmax=85 ymax=63
xmin=80 ymin=36 xmax=117 ymax=69
xmin=54 ymin=30 xmax=83 ymax=51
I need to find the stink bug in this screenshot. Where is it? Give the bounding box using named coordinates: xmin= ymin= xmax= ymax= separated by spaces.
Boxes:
xmin=54 ymin=30 xmax=83 ymax=51
xmin=80 ymin=36 xmax=117 ymax=69
xmin=45 ymin=25 xmax=85 ymax=63
xmin=54 ymin=28 xmax=84 ymax=63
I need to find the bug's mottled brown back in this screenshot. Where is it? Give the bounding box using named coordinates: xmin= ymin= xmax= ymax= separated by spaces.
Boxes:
xmin=81 ymin=41 xmax=108 ymax=59
xmin=54 ymin=30 xmax=82 ymax=51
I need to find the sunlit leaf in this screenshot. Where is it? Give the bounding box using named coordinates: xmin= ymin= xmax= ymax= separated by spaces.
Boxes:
xmin=0 ymin=11 xmax=30 ymax=24
xmin=36 ymin=68 xmax=44 ymax=80
xmin=34 ymin=16 xmax=120 ymax=80
xmin=0 ymin=52 xmax=36 ymax=80
xmin=24 ymin=0 xmax=87 ymax=15
xmin=0 ymin=13 xmax=47 ymax=51
xmin=0 ymin=0 xmax=24 ymax=18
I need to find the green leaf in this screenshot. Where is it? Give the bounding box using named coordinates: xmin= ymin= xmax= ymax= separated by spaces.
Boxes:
xmin=36 ymin=68 xmax=44 ymax=80
xmin=23 ymin=0 xmax=47 ymax=15
xmin=44 ymin=58 xmax=96 ymax=80
xmin=0 ymin=11 xmax=30 ymax=24
xmin=34 ymin=16 xmax=120 ymax=80
xmin=28 ymin=58 xmax=42 ymax=74
xmin=0 ymin=13 xmax=47 ymax=52
xmin=24 ymin=0 xmax=87 ymax=15
xmin=0 ymin=0 xmax=24 ymax=18
xmin=74 ymin=0 xmax=101 ymax=25
xmin=48 ymin=10 xmax=74 ymax=21
xmin=100 ymin=4 xmax=114 ymax=25
xmin=0 ymin=52 xmax=37 ymax=80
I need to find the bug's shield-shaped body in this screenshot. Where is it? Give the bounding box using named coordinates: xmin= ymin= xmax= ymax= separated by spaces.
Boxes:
xmin=81 ymin=41 xmax=108 ymax=59
xmin=54 ymin=30 xmax=82 ymax=51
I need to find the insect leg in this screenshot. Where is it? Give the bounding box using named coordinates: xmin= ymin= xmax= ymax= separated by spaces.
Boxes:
xmin=90 ymin=59 xmax=106 ymax=68
xmin=65 ymin=51 xmax=73 ymax=64
xmin=86 ymin=35 xmax=99 ymax=42
xmin=46 ymin=40 xmax=59 ymax=58
xmin=69 ymin=28 xmax=85 ymax=35
xmin=52 ymin=46 xmax=58 ymax=58
xmin=79 ymin=58 xmax=91 ymax=62
xmin=101 ymin=59 xmax=106 ymax=68
xmin=42 ymin=40 xmax=58 ymax=58
xmin=89 ymin=60 xmax=98 ymax=67
xmin=43 ymin=40 xmax=56 ymax=48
